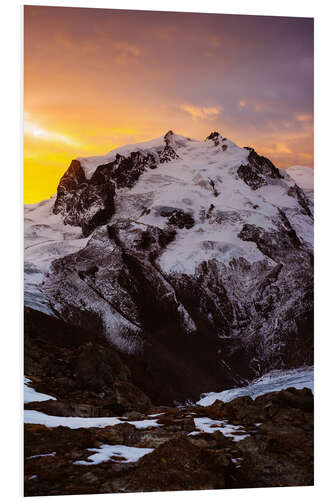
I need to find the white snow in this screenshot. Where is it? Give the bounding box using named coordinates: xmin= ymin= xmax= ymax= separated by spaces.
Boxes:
xmin=24 ymin=133 xmax=314 ymax=319
xmin=287 ymin=165 xmax=314 ymax=202
xmin=24 ymin=197 xmax=91 ymax=315
xmin=107 ymin=134 xmax=312 ymax=275
xmin=74 ymin=444 xmax=154 ymax=465
xmin=24 ymin=410 xmax=162 ymax=430
xmin=24 ymin=377 xmax=56 ymax=403
xmin=77 ymin=136 xmax=166 ymax=180
xmin=287 ymin=166 xmax=314 ymax=191
xmin=197 ymin=365 xmax=314 ymax=406
xmin=189 ymin=417 xmax=250 ymax=441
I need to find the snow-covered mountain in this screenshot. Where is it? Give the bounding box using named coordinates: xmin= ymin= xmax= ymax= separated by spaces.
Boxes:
xmin=24 ymin=131 xmax=314 ymax=401
xmin=287 ymin=165 xmax=314 ymax=202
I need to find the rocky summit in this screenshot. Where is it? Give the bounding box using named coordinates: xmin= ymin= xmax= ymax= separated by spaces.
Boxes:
xmin=24 ymin=130 xmax=314 ymax=494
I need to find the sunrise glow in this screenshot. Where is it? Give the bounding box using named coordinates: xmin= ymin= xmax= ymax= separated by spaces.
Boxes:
xmin=24 ymin=6 xmax=313 ymax=203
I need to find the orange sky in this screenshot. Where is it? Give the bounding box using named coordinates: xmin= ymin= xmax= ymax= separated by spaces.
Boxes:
xmin=24 ymin=6 xmax=313 ymax=203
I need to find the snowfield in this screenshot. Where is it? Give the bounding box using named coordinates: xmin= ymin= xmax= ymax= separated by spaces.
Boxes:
xmin=197 ymin=366 xmax=314 ymax=406
xmin=25 ymin=133 xmax=314 ymax=314
xmin=24 ymin=197 xmax=91 ymax=315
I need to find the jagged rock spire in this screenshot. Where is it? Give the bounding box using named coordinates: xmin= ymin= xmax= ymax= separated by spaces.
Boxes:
xmin=164 ymin=130 xmax=175 ymax=148
xmin=206 ymin=131 xmax=223 ymax=147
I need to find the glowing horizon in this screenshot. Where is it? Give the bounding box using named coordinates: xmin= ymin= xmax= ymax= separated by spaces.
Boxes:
xmin=24 ymin=6 xmax=313 ymax=204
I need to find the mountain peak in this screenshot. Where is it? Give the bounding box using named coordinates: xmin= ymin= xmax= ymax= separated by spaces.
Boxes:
xmin=206 ymin=131 xmax=224 ymax=146
xmin=25 ymin=128 xmax=313 ymax=401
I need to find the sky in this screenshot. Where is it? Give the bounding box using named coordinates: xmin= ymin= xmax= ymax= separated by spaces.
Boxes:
xmin=24 ymin=6 xmax=313 ymax=203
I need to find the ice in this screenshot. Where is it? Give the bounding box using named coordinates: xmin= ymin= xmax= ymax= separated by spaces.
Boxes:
xmin=74 ymin=444 xmax=154 ymax=465
xmin=197 ymin=365 xmax=314 ymax=406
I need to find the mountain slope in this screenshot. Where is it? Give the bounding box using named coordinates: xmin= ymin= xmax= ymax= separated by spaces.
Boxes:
xmin=287 ymin=165 xmax=314 ymax=202
xmin=24 ymin=131 xmax=313 ymax=402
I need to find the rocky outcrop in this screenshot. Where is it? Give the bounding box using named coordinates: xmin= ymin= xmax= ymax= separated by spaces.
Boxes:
xmin=25 ymin=307 xmax=151 ymax=414
xmin=237 ymin=148 xmax=283 ymax=190
xmin=53 ymin=131 xmax=180 ymax=236
xmin=53 ymin=159 xmax=116 ymax=236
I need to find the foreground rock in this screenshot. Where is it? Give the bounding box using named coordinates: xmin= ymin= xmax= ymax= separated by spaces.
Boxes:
xmin=24 ymin=386 xmax=313 ymax=495
xmin=24 ymin=310 xmax=313 ymax=494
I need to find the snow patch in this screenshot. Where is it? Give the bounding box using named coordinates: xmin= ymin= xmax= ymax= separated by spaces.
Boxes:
xmin=24 ymin=377 xmax=56 ymax=403
xmin=189 ymin=417 xmax=250 ymax=441
xmin=74 ymin=444 xmax=154 ymax=465
xmin=24 ymin=410 xmax=162 ymax=430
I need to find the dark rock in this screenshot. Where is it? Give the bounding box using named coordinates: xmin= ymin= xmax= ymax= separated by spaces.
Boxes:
xmin=113 ymin=380 xmax=151 ymax=413
xmin=53 ymin=132 xmax=182 ymax=236
xmin=288 ymin=184 xmax=313 ymax=217
xmin=160 ymin=208 xmax=195 ymax=229
xmin=237 ymin=148 xmax=283 ymax=190
xmin=24 ymin=308 xmax=152 ymax=415
xmin=206 ymin=131 xmax=223 ymax=146
xmin=124 ymin=437 xmax=226 ymax=491
xmin=53 ymin=159 xmax=116 ymax=236
xmin=24 ymin=388 xmax=314 ymax=495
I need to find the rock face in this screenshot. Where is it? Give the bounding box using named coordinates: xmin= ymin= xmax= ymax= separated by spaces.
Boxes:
xmin=25 ymin=130 xmax=314 ymax=403
xmin=25 ymin=307 xmax=152 ymax=414
xmin=53 ymin=131 xmax=180 ymax=236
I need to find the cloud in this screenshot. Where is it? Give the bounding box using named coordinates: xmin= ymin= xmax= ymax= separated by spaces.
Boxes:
xmin=296 ymin=113 xmax=313 ymax=122
xmin=209 ymin=35 xmax=221 ymax=48
xmin=238 ymin=100 xmax=246 ymax=110
xmin=180 ymin=104 xmax=223 ymax=121
xmin=262 ymin=142 xmax=293 ymax=155
xmin=24 ymin=119 xmax=78 ymax=146
xmin=113 ymin=42 xmax=141 ymax=64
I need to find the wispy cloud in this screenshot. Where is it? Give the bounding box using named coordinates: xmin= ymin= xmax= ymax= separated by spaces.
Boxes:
xmin=209 ymin=35 xmax=221 ymax=48
xmin=296 ymin=113 xmax=313 ymax=122
xmin=180 ymin=104 xmax=223 ymax=121
xmin=24 ymin=119 xmax=78 ymax=146
xmin=113 ymin=42 xmax=141 ymax=64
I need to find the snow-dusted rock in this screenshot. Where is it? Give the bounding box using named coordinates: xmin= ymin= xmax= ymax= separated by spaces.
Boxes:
xmin=287 ymin=165 xmax=314 ymax=202
xmin=25 ymin=131 xmax=314 ymax=401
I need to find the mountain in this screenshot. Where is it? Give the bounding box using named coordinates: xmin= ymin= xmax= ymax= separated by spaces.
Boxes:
xmin=287 ymin=165 xmax=314 ymax=202
xmin=24 ymin=131 xmax=314 ymax=403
